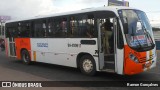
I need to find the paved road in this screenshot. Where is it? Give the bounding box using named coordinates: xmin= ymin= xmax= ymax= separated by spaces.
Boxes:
xmin=0 ymin=51 xmax=160 ymax=90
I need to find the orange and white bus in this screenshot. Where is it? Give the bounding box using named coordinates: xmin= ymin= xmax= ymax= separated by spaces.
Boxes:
xmin=0 ymin=23 xmax=5 ymax=39
xmin=5 ymin=6 xmax=157 ymax=75
xmin=0 ymin=22 xmax=5 ymax=50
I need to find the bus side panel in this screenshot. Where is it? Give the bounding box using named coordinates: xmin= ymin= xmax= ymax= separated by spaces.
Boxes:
xmin=30 ymin=38 xmax=49 ymax=62
xmin=30 ymin=38 xmax=99 ymax=69
xmin=30 ymin=38 xmax=70 ymax=67
xmin=68 ymin=38 xmax=99 ymax=69
xmin=15 ymin=38 xmax=31 ymax=60
xmin=46 ymin=38 xmax=69 ymax=66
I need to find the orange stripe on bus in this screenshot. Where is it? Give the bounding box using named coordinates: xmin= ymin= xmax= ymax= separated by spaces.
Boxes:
xmin=123 ymin=45 xmax=146 ymax=75
xmin=15 ymin=38 xmax=31 ymax=60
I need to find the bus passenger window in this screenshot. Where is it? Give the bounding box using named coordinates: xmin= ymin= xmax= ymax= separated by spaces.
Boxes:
xmin=22 ymin=22 xmax=30 ymax=37
xmin=69 ymin=17 xmax=78 ymax=37
xmin=60 ymin=18 xmax=67 ymax=37
xmin=54 ymin=20 xmax=61 ymax=37
xmin=84 ymin=15 xmax=95 ymax=38
xmin=26 ymin=23 xmax=31 ymax=37
xmin=34 ymin=20 xmax=47 ymax=38
xmin=84 ymin=21 xmax=94 ymax=38
xmin=17 ymin=23 xmax=21 ymax=37
xmin=42 ymin=22 xmax=47 ymax=37
xmin=48 ymin=23 xmax=53 ymax=37
xmin=47 ymin=19 xmax=56 ymax=37
xmin=52 ymin=18 xmax=67 ymax=38
xmin=69 ymin=14 xmax=95 ymax=38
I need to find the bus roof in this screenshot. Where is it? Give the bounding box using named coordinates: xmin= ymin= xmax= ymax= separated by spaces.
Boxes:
xmin=7 ymin=6 xmax=137 ymax=23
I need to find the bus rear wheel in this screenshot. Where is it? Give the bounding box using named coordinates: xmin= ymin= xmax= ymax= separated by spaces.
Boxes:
xmin=21 ymin=50 xmax=31 ymax=65
xmin=79 ymin=55 xmax=96 ymax=76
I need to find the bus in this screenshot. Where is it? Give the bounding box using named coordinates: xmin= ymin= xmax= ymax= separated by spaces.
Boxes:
xmin=0 ymin=22 xmax=5 ymax=50
xmin=5 ymin=6 xmax=157 ymax=75
xmin=0 ymin=23 xmax=5 ymax=38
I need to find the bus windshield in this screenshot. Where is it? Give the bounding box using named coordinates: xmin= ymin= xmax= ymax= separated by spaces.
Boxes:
xmin=118 ymin=9 xmax=155 ymax=52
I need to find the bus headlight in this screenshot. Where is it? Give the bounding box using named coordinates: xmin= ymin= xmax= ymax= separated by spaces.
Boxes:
xmin=129 ymin=54 xmax=139 ymax=63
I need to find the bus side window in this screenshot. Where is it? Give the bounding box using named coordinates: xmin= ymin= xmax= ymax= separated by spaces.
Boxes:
xmin=30 ymin=21 xmax=35 ymax=38
xmin=85 ymin=15 xmax=95 ymax=38
xmin=78 ymin=14 xmax=95 ymax=38
xmin=69 ymin=14 xmax=95 ymax=38
xmin=26 ymin=23 xmax=31 ymax=37
xmin=42 ymin=20 xmax=47 ymax=37
xmin=60 ymin=18 xmax=67 ymax=37
xmin=20 ymin=22 xmax=30 ymax=38
xmin=69 ymin=17 xmax=78 ymax=37
xmin=47 ymin=18 xmax=55 ymax=37
xmin=34 ymin=22 xmax=40 ymax=38
xmin=17 ymin=22 xmax=21 ymax=37
xmin=54 ymin=19 xmax=61 ymax=37
xmin=34 ymin=20 xmax=47 ymax=38
xmin=54 ymin=18 xmax=67 ymax=38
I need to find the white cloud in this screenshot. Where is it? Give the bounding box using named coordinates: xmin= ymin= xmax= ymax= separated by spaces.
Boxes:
xmin=0 ymin=0 xmax=56 ymax=20
xmin=48 ymin=0 xmax=106 ymax=14
xmin=2 ymin=0 xmax=158 ymax=25
xmin=76 ymin=0 xmax=107 ymax=4
xmin=0 ymin=0 xmax=107 ymax=20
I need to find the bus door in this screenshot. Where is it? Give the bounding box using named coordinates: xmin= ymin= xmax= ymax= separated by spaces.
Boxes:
xmin=7 ymin=28 xmax=17 ymax=57
xmin=8 ymin=37 xmax=16 ymax=57
xmin=97 ymin=18 xmax=115 ymax=72
xmin=97 ymin=18 xmax=124 ymax=74
xmin=98 ymin=18 xmax=123 ymax=73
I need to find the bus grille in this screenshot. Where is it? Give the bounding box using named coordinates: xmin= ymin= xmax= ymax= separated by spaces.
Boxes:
xmin=139 ymin=54 xmax=153 ymax=63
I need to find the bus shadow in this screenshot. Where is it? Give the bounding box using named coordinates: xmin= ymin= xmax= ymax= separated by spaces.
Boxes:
xmin=3 ymin=59 xmax=157 ymax=81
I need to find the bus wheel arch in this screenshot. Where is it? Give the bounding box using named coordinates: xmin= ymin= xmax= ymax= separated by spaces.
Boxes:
xmin=21 ymin=49 xmax=31 ymax=65
xmin=77 ymin=53 xmax=96 ymax=76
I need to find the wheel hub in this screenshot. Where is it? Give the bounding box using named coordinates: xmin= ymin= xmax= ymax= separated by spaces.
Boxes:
xmin=83 ymin=59 xmax=93 ymax=73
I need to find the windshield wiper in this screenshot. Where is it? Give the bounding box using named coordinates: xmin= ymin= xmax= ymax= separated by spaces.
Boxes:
xmin=141 ymin=24 xmax=155 ymax=47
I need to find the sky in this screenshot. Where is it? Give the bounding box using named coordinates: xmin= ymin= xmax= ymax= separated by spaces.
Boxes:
xmin=0 ymin=0 xmax=160 ymax=27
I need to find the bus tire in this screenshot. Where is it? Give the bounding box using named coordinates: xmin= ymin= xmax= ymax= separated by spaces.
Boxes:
xmin=21 ymin=50 xmax=31 ymax=65
xmin=79 ymin=55 xmax=96 ymax=76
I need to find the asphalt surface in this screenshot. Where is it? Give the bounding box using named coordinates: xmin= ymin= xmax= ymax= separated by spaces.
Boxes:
xmin=0 ymin=50 xmax=160 ymax=90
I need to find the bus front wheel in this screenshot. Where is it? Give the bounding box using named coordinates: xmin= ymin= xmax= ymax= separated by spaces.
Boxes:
xmin=21 ymin=50 xmax=31 ymax=65
xmin=79 ymin=55 xmax=96 ymax=76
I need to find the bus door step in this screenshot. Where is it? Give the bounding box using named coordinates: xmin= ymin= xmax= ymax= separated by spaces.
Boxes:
xmin=104 ymin=54 xmax=114 ymax=62
xmin=101 ymin=69 xmax=115 ymax=73
xmin=103 ymin=61 xmax=115 ymax=70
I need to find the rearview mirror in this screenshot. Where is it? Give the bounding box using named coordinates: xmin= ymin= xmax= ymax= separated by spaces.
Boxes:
xmin=122 ymin=17 xmax=128 ymax=34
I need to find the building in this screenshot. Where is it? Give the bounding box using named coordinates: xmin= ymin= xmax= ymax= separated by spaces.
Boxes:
xmin=108 ymin=0 xmax=129 ymax=7
xmin=0 ymin=16 xmax=11 ymax=39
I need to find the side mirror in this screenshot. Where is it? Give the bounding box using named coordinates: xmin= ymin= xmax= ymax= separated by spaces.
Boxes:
xmin=122 ymin=17 xmax=128 ymax=34
xmin=124 ymin=23 xmax=128 ymax=34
